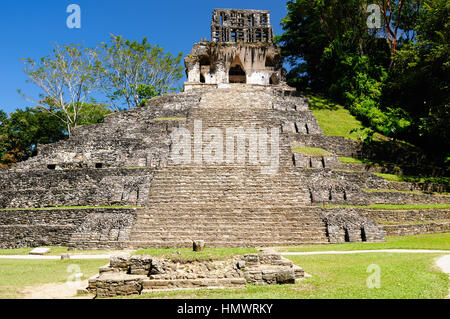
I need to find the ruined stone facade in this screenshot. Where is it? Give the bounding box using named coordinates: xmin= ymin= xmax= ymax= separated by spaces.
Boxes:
xmin=185 ymin=9 xmax=283 ymax=89
xmin=211 ymin=9 xmax=273 ymax=43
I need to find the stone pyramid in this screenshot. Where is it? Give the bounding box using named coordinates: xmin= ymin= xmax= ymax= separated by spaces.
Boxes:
xmin=0 ymin=9 xmax=448 ymax=250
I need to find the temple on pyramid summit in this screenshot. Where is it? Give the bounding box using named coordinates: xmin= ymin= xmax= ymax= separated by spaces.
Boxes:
xmin=184 ymin=9 xmax=284 ymax=90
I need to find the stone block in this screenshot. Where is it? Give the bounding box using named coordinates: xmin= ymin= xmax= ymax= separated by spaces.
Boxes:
xmin=193 ymin=240 xmax=205 ymax=251
xmin=149 ymin=258 xmax=166 ymax=275
xmin=275 ymin=268 xmax=295 ymax=284
xmin=60 ymin=253 xmax=71 ymax=260
xmin=293 ymin=265 xmax=305 ymax=279
xmin=129 ymin=255 xmax=152 ymax=275
xmin=109 ymin=254 xmax=131 ymax=271
xmin=29 ymin=247 xmax=51 ymax=255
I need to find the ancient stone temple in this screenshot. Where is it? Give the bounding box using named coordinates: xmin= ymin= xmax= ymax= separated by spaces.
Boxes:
xmin=0 ymin=9 xmax=448 ymax=250
xmin=185 ymin=9 xmax=283 ymax=88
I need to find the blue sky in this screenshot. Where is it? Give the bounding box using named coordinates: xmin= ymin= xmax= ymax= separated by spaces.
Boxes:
xmin=0 ymin=0 xmax=289 ymax=114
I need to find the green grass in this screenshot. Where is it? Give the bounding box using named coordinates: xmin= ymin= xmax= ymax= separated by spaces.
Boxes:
xmin=0 ymin=206 xmax=139 ymax=211
xmin=325 ymin=203 xmax=450 ymax=210
xmin=292 ymin=147 xmax=330 ymax=156
xmin=375 ymin=173 xmax=450 ymax=186
xmin=153 ymin=117 xmax=186 ymax=121
xmin=338 ymin=156 xmax=368 ymax=164
xmin=132 ymin=247 xmax=258 ymax=262
xmin=128 ymin=253 xmax=448 ymax=299
xmin=276 ymin=233 xmax=450 ymax=252
xmin=307 ymin=95 xmax=370 ymax=141
xmin=0 ymin=259 xmax=106 ymax=298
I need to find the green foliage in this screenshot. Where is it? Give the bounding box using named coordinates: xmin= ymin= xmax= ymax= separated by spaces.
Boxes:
xmin=0 ymin=103 xmax=111 ymax=166
xmin=276 ymin=0 xmax=396 ymax=139
xmin=276 ymin=0 xmax=450 ymax=165
xmin=0 ymin=108 xmax=66 ymax=166
xmin=276 ymin=0 xmax=390 ymax=94
xmin=70 ymin=103 xmax=113 ymax=126
xmin=20 ymin=36 xmax=183 ymax=138
xmin=278 ymin=0 xmax=449 ymax=164
xmin=100 ymin=35 xmax=184 ymax=110
xmin=382 ymin=0 xmax=450 ymax=155
xmin=21 ymin=43 xmax=103 ymax=135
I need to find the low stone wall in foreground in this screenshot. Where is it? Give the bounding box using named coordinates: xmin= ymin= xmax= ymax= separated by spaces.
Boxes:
xmin=87 ymin=252 xmax=304 ymax=298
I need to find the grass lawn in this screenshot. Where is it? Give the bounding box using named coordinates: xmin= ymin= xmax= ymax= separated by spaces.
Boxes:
xmin=133 ymin=247 xmax=259 ymax=262
xmin=276 ymin=233 xmax=450 ymax=252
xmin=1 ymin=235 xmax=449 ymax=299
xmin=292 ymin=146 xmax=331 ymax=156
xmin=307 ymin=95 xmax=369 ymax=141
xmin=0 ymin=259 xmax=106 ymax=298
xmin=339 ymin=156 xmax=370 ymax=164
xmin=129 ymin=253 xmax=448 ymax=299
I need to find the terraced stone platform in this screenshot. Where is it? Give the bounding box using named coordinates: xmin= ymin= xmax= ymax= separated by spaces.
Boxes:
xmin=0 ymin=84 xmax=448 ymax=249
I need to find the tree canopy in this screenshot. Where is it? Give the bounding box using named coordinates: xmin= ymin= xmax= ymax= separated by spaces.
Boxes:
xmin=100 ymin=35 xmax=184 ymax=110
xmin=19 ymin=36 xmax=183 ymax=135
xmin=276 ymin=0 xmax=449 ymax=163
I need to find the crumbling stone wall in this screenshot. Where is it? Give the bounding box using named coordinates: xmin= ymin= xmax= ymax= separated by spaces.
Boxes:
xmin=14 ymin=93 xmax=201 ymax=171
xmin=211 ymin=9 xmax=273 ymax=43
xmin=87 ymin=252 xmax=303 ymax=298
xmin=382 ymin=222 xmax=450 ymax=236
xmin=185 ymin=42 xmax=284 ymax=87
xmin=0 ymin=208 xmax=137 ymax=249
xmin=357 ymin=208 xmax=450 ymax=222
xmin=322 ymin=211 xmax=385 ymax=243
xmin=0 ymin=168 xmax=154 ymax=208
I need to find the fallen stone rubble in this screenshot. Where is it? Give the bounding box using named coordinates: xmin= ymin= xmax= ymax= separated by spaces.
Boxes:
xmin=87 ymin=251 xmax=304 ymax=298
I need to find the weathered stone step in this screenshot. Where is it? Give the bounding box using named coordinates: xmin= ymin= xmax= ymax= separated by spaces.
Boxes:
xmin=357 ymin=208 xmax=450 ymax=222
xmin=381 ymin=221 xmax=450 ymax=236
xmin=135 ymin=217 xmax=324 ymax=224
xmin=126 ymin=238 xmax=329 ymax=248
xmin=131 ymin=226 xmax=325 ymax=234
xmin=384 ymin=181 xmax=450 ymax=193
xmin=130 ymin=235 xmax=327 ymax=243
xmin=141 ymin=278 xmax=246 ymax=292
xmin=365 ymin=191 xmax=450 ymax=205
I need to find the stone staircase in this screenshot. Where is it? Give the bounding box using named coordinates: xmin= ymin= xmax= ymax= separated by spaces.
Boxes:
xmin=129 ymin=203 xmax=329 ymax=248
xmin=126 ymin=87 xmax=332 ymax=247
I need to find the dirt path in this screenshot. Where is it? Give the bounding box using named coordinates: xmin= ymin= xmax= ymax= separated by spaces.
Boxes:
xmin=435 ymin=255 xmax=450 ymax=299
xmin=21 ymin=280 xmax=93 ymax=299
